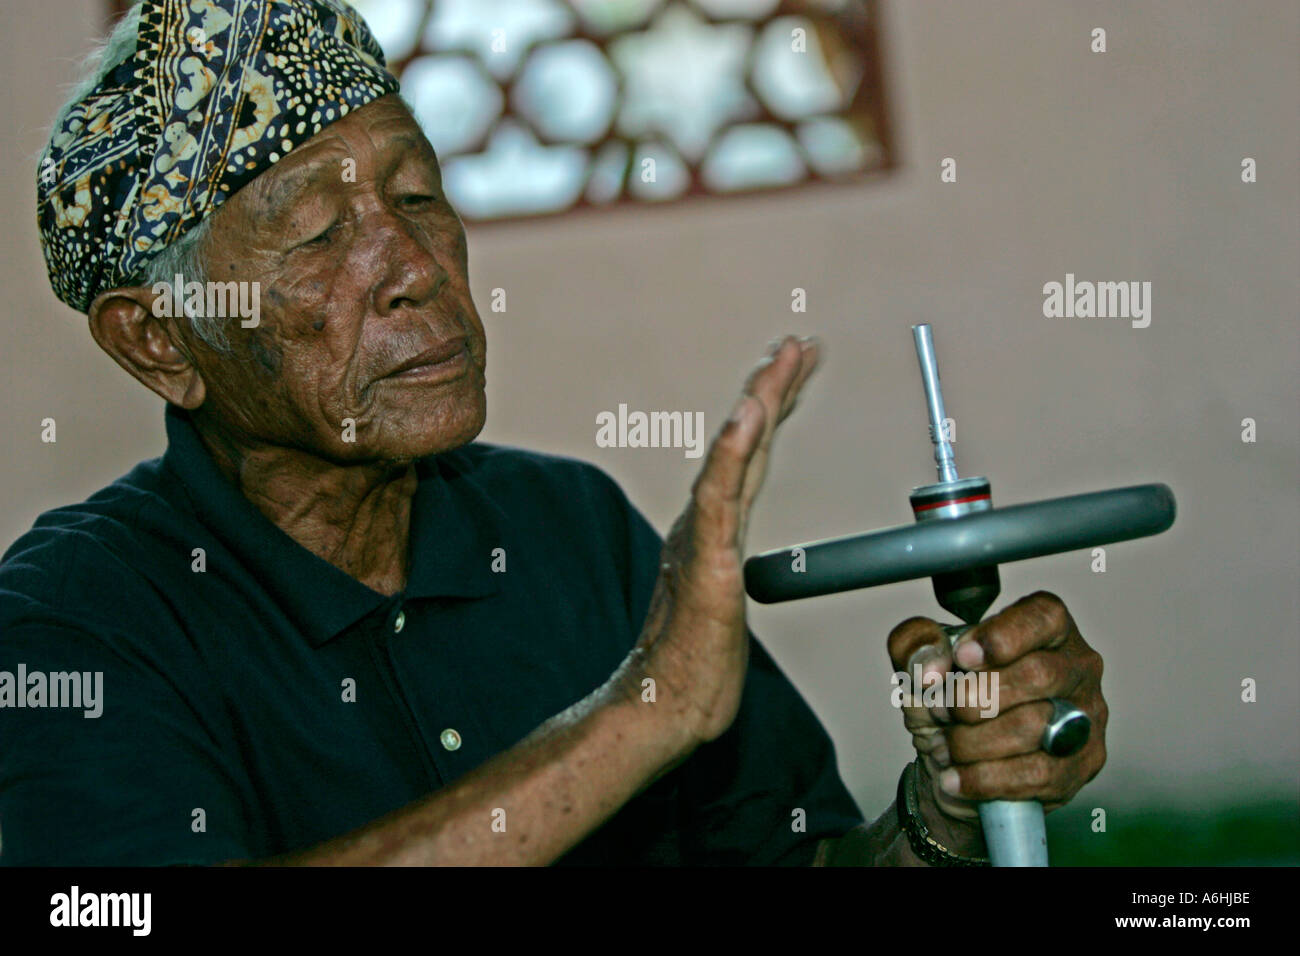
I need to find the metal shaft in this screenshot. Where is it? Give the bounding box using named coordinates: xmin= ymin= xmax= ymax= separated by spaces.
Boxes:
xmin=979 ymin=802 xmax=1048 ymax=866
xmin=915 ymin=323 xmax=1044 ymax=864
xmin=912 ymin=324 xmax=959 ymax=483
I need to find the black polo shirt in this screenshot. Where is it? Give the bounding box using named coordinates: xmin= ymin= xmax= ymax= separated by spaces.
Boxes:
xmin=0 ymin=404 xmax=863 ymax=865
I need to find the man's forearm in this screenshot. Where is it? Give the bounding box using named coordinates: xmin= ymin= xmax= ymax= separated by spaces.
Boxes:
xmin=238 ymin=663 xmax=688 ymax=866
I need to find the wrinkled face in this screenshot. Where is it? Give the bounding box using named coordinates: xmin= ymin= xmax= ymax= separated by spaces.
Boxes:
xmin=189 ymin=93 xmax=486 ymax=464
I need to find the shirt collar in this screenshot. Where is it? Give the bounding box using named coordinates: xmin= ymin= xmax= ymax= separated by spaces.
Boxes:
xmin=161 ymin=405 xmax=502 ymax=647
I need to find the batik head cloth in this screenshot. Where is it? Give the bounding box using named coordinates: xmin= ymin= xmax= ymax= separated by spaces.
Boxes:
xmin=37 ymin=0 xmax=400 ymax=313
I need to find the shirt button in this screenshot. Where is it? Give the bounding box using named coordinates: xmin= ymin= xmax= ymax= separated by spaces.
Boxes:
xmin=440 ymin=728 xmax=462 ymax=752
xmin=393 ymin=610 xmax=406 ymax=634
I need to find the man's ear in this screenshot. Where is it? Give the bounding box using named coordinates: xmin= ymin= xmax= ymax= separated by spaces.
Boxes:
xmin=87 ymin=287 xmax=206 ymax=409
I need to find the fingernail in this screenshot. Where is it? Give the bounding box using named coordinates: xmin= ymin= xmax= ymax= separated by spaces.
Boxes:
xmin=907 ymin=644 xmax=940 ymax=670
xmin=932 ymin=743 xmax=951 ymax=768
xmin=955 ymin=639 xmax=984 ymax=669
xmin=939 ymin=769 xmax=962 ymax=796
xmin=766 ymin=336 xmax=785 ymax=355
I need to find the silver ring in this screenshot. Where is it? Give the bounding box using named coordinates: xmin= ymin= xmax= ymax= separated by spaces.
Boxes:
xmin=1042 ymin=698 xmax=1090 ymax=757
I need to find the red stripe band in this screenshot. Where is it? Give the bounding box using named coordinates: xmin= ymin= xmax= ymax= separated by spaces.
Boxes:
xmin=911 ymin=493 xmax=992 ymax=513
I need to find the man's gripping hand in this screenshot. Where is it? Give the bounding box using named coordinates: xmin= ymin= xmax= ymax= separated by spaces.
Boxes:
xmin=887 ymin=592 xmax=1108 ymax=824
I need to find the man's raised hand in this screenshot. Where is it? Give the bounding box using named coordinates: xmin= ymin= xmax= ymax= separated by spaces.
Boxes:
xmin=623 ymin=335 xmax=820 ymax=751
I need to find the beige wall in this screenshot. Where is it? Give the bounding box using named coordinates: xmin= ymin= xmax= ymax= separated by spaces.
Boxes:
xmin=2 ymin=1 xmax=1296 ymax=816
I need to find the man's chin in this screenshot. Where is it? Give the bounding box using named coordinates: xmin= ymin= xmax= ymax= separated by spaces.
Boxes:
xmin=376 ymin=390 xmax=487 ymax=461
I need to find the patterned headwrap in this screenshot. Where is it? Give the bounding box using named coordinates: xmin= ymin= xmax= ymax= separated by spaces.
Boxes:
xmin=37 ymin=0 xmax=400 ymax=313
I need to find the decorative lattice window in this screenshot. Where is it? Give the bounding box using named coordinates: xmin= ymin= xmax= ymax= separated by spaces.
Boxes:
xmin=110 ymin=0 xmax=894 ymax=221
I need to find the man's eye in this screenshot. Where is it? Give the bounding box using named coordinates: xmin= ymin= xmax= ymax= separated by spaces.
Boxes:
xmin=399 ymin=194 xmax=436 ymax=210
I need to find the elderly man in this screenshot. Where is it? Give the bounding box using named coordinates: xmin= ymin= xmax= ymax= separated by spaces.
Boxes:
xmin=0 ymin=0 xmax=1106 ymax=866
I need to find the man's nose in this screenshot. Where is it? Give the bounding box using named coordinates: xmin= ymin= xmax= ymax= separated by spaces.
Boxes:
xmin=368 ymin=212 xmax=449 ymax=316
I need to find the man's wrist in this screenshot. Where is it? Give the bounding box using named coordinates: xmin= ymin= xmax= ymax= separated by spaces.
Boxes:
xmin=912 ymin=759 xmax=987 ymax=857
xmin=601 ymin=647 xmax=702 ymax=766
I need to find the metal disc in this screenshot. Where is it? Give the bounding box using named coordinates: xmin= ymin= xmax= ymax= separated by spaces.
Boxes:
xmin=743 ymin=483 xmax=1176 ymax=604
